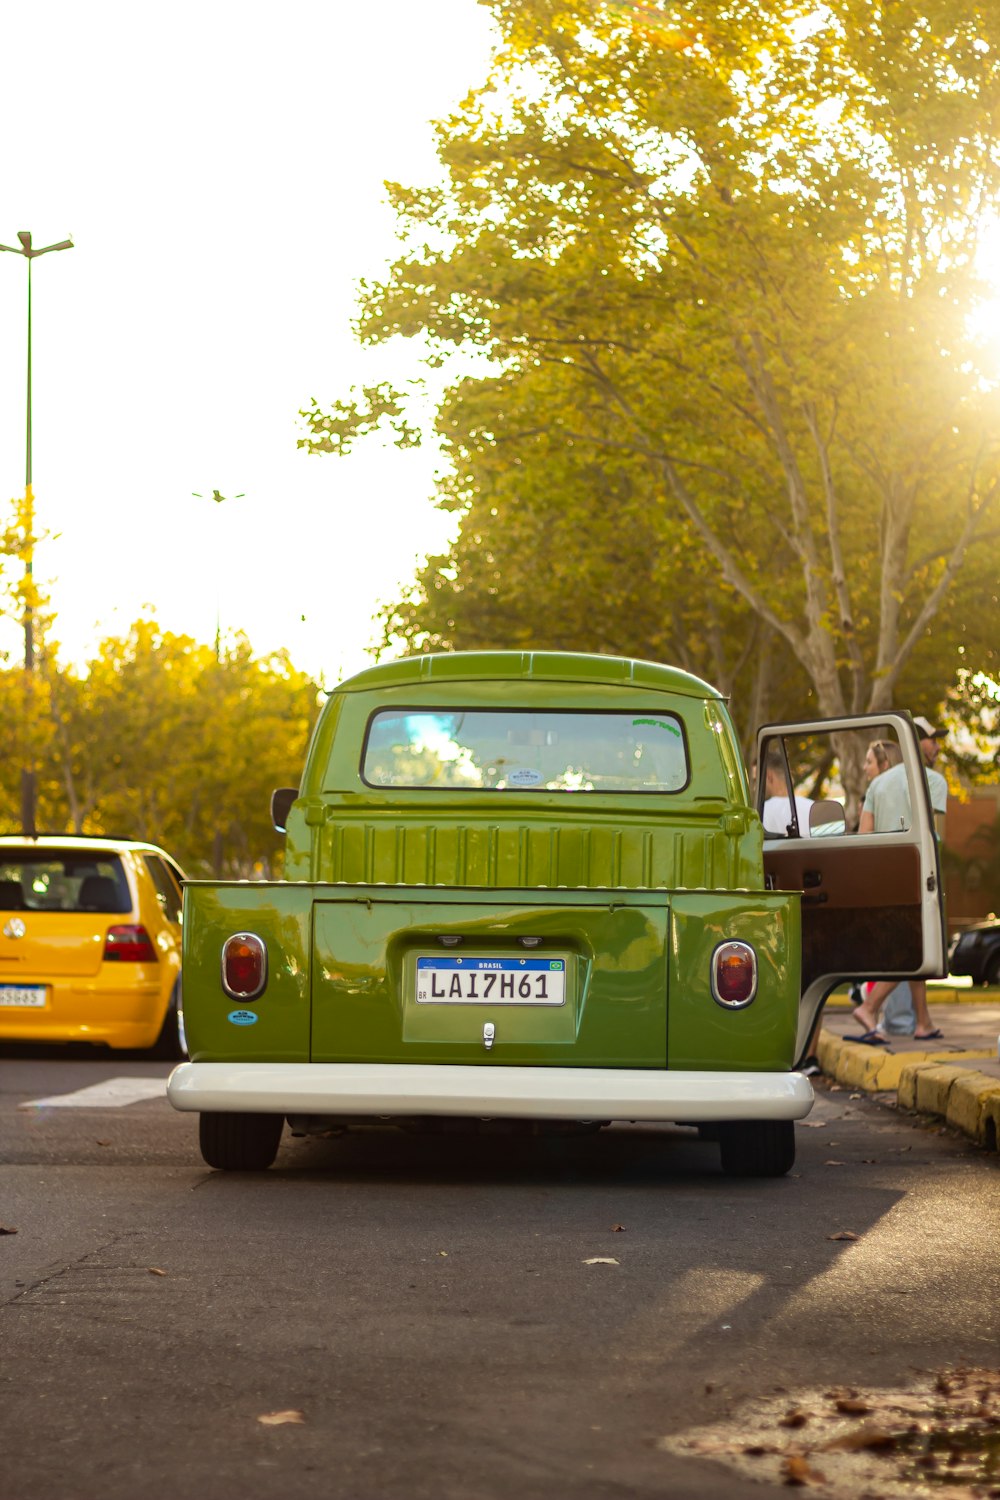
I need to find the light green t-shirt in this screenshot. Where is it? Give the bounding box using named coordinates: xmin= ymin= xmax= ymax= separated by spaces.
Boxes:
xmin=862 ymin=761 xmax=947 ymax=832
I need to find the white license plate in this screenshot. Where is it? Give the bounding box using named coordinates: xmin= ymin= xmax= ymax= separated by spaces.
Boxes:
xmin=0 ymin=985 xmax=47 ymax=1008
xmin=416 ymin=957 xmax=566 ymax=1006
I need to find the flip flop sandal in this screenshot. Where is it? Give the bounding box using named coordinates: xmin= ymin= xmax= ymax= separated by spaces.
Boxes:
xmin=849 ymin=1029 xmax=890 ymax=1046
xmin=914 ymin=1029 xmax=944 ymax=1041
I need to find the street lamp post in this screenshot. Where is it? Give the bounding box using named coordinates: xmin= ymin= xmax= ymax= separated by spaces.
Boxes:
xmin=192 ymin=490 xmax=245 ymax=660
xmin=0 ymin=230 xmax=74 ymax=837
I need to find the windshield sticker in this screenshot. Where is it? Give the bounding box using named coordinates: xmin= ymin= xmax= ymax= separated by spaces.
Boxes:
xmin=507 ymin=767 xmax=544 ymax=787
xmin=632 ymin=718 xmax=682 ymax=737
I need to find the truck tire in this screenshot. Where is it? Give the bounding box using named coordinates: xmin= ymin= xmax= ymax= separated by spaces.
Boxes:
xmin=985 ymin=952 xmax=1000 ymax=989
xmin=199 ymin=1112 xmax=283 ymax=1171
xmin=718 ymin=1120 xmax=795 ymax=1177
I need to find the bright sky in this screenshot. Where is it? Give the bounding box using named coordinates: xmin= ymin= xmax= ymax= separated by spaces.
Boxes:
xmin=0 ymin=0 xmax=496 ymax=686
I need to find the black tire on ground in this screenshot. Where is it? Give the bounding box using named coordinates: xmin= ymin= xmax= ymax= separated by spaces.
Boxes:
xmin=199 ymin=1112 xmax=284 ymax=1171
xmin=985 ymin=952 xmax=1000 ymax=988
xmin=149 ymin=980 xmax=185 ymax=1060
xmin=718 ymin=1119 xmax=795 ymax=1178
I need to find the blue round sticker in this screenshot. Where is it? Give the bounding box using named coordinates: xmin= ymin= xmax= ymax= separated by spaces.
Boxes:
xmin=227 ymin=1009 xmax=259 ymax=1026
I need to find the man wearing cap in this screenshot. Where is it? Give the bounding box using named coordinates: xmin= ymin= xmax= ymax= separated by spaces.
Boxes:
xmin=851 ymin=714 xmax=948 ymax=1042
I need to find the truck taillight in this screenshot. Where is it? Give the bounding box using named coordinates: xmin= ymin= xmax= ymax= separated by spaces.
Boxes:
xmin=222 ymin=933 xmax=267 ymax=1000
xmin=103 ymin=925 xmax=157 ymax=962
xmin=711 ymin=941 xmax=757 ymax=1009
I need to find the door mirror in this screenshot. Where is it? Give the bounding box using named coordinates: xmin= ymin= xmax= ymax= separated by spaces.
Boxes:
xmin=809 ymin=799 xmax=846 ymax=837
xmin=270 ymin=787 xmax=298 ymax=834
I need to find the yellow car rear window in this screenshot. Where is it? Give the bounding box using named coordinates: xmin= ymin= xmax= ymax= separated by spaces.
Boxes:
xmin=0 ymin=854 xmax=131 ymax=914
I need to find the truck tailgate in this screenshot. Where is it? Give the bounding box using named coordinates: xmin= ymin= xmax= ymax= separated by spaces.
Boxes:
xmin=310 ymin=889 xmax=670 ymax=1068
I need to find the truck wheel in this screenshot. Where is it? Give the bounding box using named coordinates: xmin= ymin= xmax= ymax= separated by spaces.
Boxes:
xmin=985 ymin=952 xmax=1000 ymax=989
xmin=199 ymin=1112 xmax=283 ymax=1171
xmin=718 ymin=1120 xmax=795 ymax=1178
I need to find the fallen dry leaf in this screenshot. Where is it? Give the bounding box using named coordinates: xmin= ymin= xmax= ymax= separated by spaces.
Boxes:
xmin=849 ymin=1093 xmax=862 ymax=1100
xmin=781 ymin=1454 xmax=826 ymax=1485
xmin=610 ymin=1224 xmax=626 ymax=1232
xmin=438 ymin=1250 xmax=448 ymax=1257
xmin=96 ymin=1139 xmax=111 ymax=1147
xmin=147 ymin=1267 xmax=168 ymax=1277
xmin=257 ymin=1410 xmax=305 ymax=1426
xmin=0 ymin=1226 xmax=18 ymax=1235
xmin=823 ymin=1160 xmax=847 ymax=1166
xmin=834 ymin=1397 xmax=872 ymax=1415
xmin=583 ymin=1257 xmax=619 ymax=1265
xmin=822 ymin=1424 xmax=897 ymax=1452
xmin=778 ymin=1407 xmax=810 ymax=1428
xmin=684 ymin=1436 xmax=732 ymax=1455
xmin=826 ymin=1231 xmax=860 ymax=1241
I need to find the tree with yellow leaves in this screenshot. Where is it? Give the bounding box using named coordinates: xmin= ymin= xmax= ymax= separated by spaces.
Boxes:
xmin=303 ymin=0 xmax=1000 ymax=770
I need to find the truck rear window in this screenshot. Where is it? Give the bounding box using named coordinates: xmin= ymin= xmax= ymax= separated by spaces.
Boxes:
xmin=361 ymin=709 xmax=689 ymax=792
xmin=0 ymin=854 xmax=131 ymax=913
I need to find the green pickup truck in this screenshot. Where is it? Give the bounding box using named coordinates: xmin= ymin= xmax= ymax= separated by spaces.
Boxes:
xmin=167 ymin=651 xmax=945 ymax=1177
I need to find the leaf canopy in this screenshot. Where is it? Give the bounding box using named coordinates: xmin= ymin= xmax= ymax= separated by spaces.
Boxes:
xmin=302 ymin=0 xmax=1000 ymax=775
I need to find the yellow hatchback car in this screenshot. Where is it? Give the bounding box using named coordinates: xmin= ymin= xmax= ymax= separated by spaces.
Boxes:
xmin=0 ymin=836 xmax=186 ymax=1056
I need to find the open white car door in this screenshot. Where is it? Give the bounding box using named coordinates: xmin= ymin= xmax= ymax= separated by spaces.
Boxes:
xmin=756 ymin=712 xmax=946 ymax=1063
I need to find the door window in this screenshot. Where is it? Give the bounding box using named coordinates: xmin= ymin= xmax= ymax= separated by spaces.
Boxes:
xmin=143 ymin=854 xmax=183 ymax=924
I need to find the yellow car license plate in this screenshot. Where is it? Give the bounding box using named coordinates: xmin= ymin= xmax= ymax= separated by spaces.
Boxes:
xmin=0 ymin=985 xmax=47 ymax=1007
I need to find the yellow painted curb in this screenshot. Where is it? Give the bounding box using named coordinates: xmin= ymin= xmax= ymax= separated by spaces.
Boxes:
xmin=913 ymin=1063 xmax=964 ymax=1116
xmin=819 ymin=1030 xmax=1000 ymax=1149
xmin=979 ymin=1094 xmax=1000 ymax=1152
xmin=896 ymin=1061 xmax=939 ymax=1111
xmin=816 ymin=1030 xmax=992 ymax=1092
xmin=825 ymin=986 xmax=994 ymax=1007
xmin=946 ymin=1072 xmax=1000 ymax=1142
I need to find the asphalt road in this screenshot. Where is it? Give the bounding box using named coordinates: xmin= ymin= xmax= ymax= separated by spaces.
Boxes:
xmin=1 ymin=1048 xmax=998 ymax=1500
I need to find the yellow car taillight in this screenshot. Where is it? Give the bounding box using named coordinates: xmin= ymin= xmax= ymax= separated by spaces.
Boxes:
xmin=103 ymin=924 xmax=157 ymax=962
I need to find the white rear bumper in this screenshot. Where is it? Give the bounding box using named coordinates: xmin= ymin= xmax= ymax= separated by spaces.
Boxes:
xmin=167 ymin=1062 xmax=814 ymax=1122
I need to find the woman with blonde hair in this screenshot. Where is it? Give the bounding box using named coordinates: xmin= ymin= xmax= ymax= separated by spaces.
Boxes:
xmin=863 ymin=737 xmax=902 ymax=783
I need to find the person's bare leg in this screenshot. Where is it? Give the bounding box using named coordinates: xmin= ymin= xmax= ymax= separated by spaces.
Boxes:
xmin=910 ymin=981 xmax=936 ymax=1036
xmin=853 ymin=980 xmax=895 ymax=1033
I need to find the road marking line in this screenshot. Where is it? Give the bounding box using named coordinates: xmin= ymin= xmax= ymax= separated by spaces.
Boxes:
xmin=21 ymin=1077 xmax=168 ymax=1109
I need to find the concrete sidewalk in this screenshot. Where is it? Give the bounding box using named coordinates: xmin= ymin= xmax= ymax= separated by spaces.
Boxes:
xmin=816 ymin=993 xmax=1000 ymax=1152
